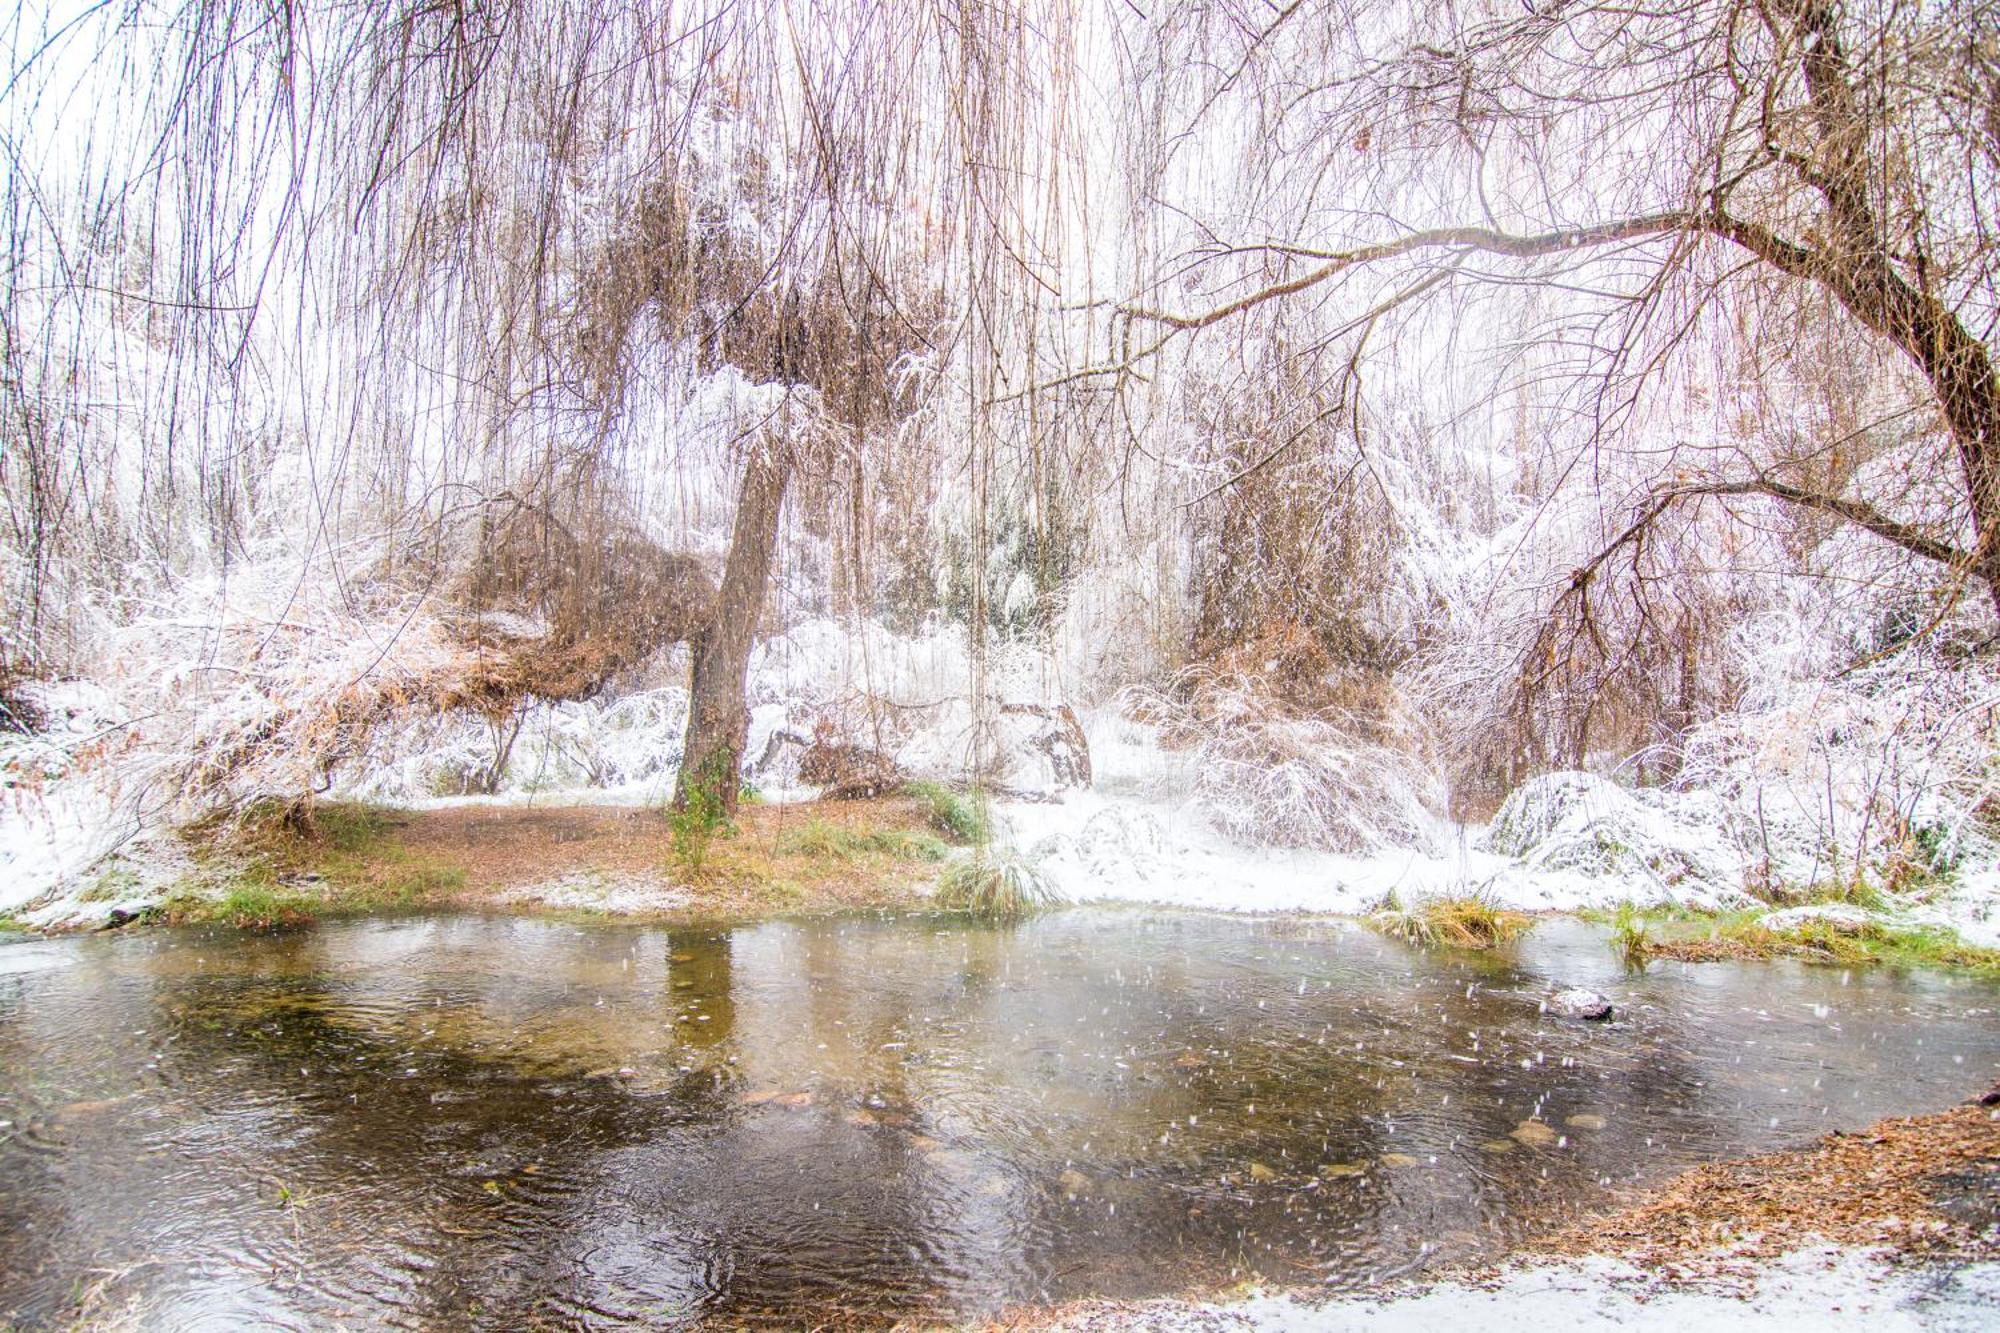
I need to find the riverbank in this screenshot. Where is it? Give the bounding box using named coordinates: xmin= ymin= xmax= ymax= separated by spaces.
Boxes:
xmin=32 ymin=797 xmax=954 ymax=931
xmin=1021 ymin=1100 xmax=2000 ymax=1330
xmin=9 ymin=797 xmax=2000 ymax=990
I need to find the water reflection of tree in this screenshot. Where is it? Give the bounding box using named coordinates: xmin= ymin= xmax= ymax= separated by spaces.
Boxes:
xmin=60 ymin=924 xmax=749 ymax=1326
xmin=665 ymin=927 xmax=736 ymax=1051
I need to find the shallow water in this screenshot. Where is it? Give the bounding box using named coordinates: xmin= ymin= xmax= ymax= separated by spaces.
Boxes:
xmin=0 ymin=909 xmax=1994 ymax=1327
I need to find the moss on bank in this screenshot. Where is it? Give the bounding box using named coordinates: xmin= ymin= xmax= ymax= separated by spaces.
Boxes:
xmin=1586 ymin=902 xmax=2000 ymax=979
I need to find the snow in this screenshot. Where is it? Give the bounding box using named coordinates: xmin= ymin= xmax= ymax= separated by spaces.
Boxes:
xmin=1485 ymin=772 xmax=1751 ymax=905
xmin=1002 ymin=784 xmax=1735 ymax=917
xmin=998 ymin=713 xmax=1709 ymax=917
xmin=1932 ymin=870 xmax=2000 ymax=950
xmin=982 ymin=712 xmax=2000 ymax=945
xmin=1043 ymin=1247 xmax=2000 ymax=1332
xmin=501 ymin=872 xmax=692 ymax=916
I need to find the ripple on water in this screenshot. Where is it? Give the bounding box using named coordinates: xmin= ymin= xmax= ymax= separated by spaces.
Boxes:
xmin=0 ymin=910 xmax=1994 ymax=1326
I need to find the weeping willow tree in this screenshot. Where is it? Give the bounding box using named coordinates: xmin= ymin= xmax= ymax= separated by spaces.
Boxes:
xmin=2 ymin=0 xmax=1087 ymax=816
xmin=16 ymin=0 xmax=1986 ymax=850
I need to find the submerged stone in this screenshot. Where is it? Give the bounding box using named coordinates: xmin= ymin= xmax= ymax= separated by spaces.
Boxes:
xmin=1510 ymin=1119 xmax=1560 ymax=1147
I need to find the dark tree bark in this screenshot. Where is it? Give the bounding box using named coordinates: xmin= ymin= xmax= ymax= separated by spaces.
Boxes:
xmin=676 ymin=437 xmax=791 ymax=818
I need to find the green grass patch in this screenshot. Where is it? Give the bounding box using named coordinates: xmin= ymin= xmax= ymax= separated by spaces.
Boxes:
xmin=171 ymin=797 xmax=464 ymax=926
xmin=904 ymin=781 xmax=989 ymax=844
xmin=1608 ymin=902 xmax=1651 ymax=970
xmin=158 ymin=883 xmax=322 ymax=929
xmin=934 ymin=853 xmax=1063 ymax=919
xmin=76 ymin=862 xmax=142 ymax=904
xmin=776 ymin=819 xmax=947 ymax=862
xmin=1587 ymin=903 xmax=2000 ymax=978
xmin=1750 ymin=869 xmax=1890 ymax=913
xmin=1368 ymin=892 xmax=1530 ymax=951
xmin=158 ymin=862 xmax=466 ymax=929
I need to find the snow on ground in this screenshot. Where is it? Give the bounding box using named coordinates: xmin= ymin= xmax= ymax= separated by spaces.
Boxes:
xmin=9 ymin=630 xmax=2000 ymax=949
xmin=999 ymin=713 xmax=1754 ymax=917
xmin=1002 ymin=788 xmax=1514 ymax=915
xmin=500 ymin=871 xmax=693 ymax=915
xmin=986 ymin=709 xmax=2000 ymax=948
xmin=1037 ymin=1247 xmax=2000 ymax=1331
xmin=999 ymin=783 xmax=2000 ymax=945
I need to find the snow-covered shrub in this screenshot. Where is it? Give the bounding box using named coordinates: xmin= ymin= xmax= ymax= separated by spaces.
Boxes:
xmin=1484 ymin=770 xmax=1752 ymax=903
xmin=1127 ymin=624 xmax=1445 ymax=853
xmin=1676 ymin=643 xmax=2000 ymax=894
xmin=1029 ymin=806 xmax=1168 ymax=888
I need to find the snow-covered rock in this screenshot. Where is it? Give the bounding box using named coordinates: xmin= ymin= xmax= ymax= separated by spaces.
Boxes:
xmin=1544 ymin=987 xmax=1613 ymax=1020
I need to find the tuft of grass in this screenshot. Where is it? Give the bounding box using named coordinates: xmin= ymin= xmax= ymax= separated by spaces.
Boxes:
xmin=1369 ymin=891 xmax=1530 ymax=951
xmin=777 ymin=819 xmax=947 ymax=862
xmin=934 ymin=853 xmax=1063 ymax=919
xmin=904 ymin=781 xmax=989 ymax=844
xmin=1610 ymin=902 xmax=1652 ymax=970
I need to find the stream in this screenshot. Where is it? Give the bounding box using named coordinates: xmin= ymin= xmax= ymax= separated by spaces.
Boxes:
xmin=1 ymin=909 xmax=1995 ymax=1326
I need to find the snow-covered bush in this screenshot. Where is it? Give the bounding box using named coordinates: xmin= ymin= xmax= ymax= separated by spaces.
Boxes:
xmin=1677 ymin=644 xmax=2000 ymax=893
xmin=1485 ymin=771 xmax=1752 ymax=904
xmin=1125 ymin=625 xmax=1445 ymax=853
xmin=1029 ymin=806 xmax=1168 ymax=888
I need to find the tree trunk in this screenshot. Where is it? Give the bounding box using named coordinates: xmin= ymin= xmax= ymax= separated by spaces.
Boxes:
xmin=676 ymin=438 xmax=791 ymax=818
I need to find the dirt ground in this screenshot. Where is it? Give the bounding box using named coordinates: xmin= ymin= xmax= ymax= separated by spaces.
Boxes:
xmin=390 ymin=798 xmax=922 ymax=884
xmin=286 ymin=796 xmax=950 ymax=924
